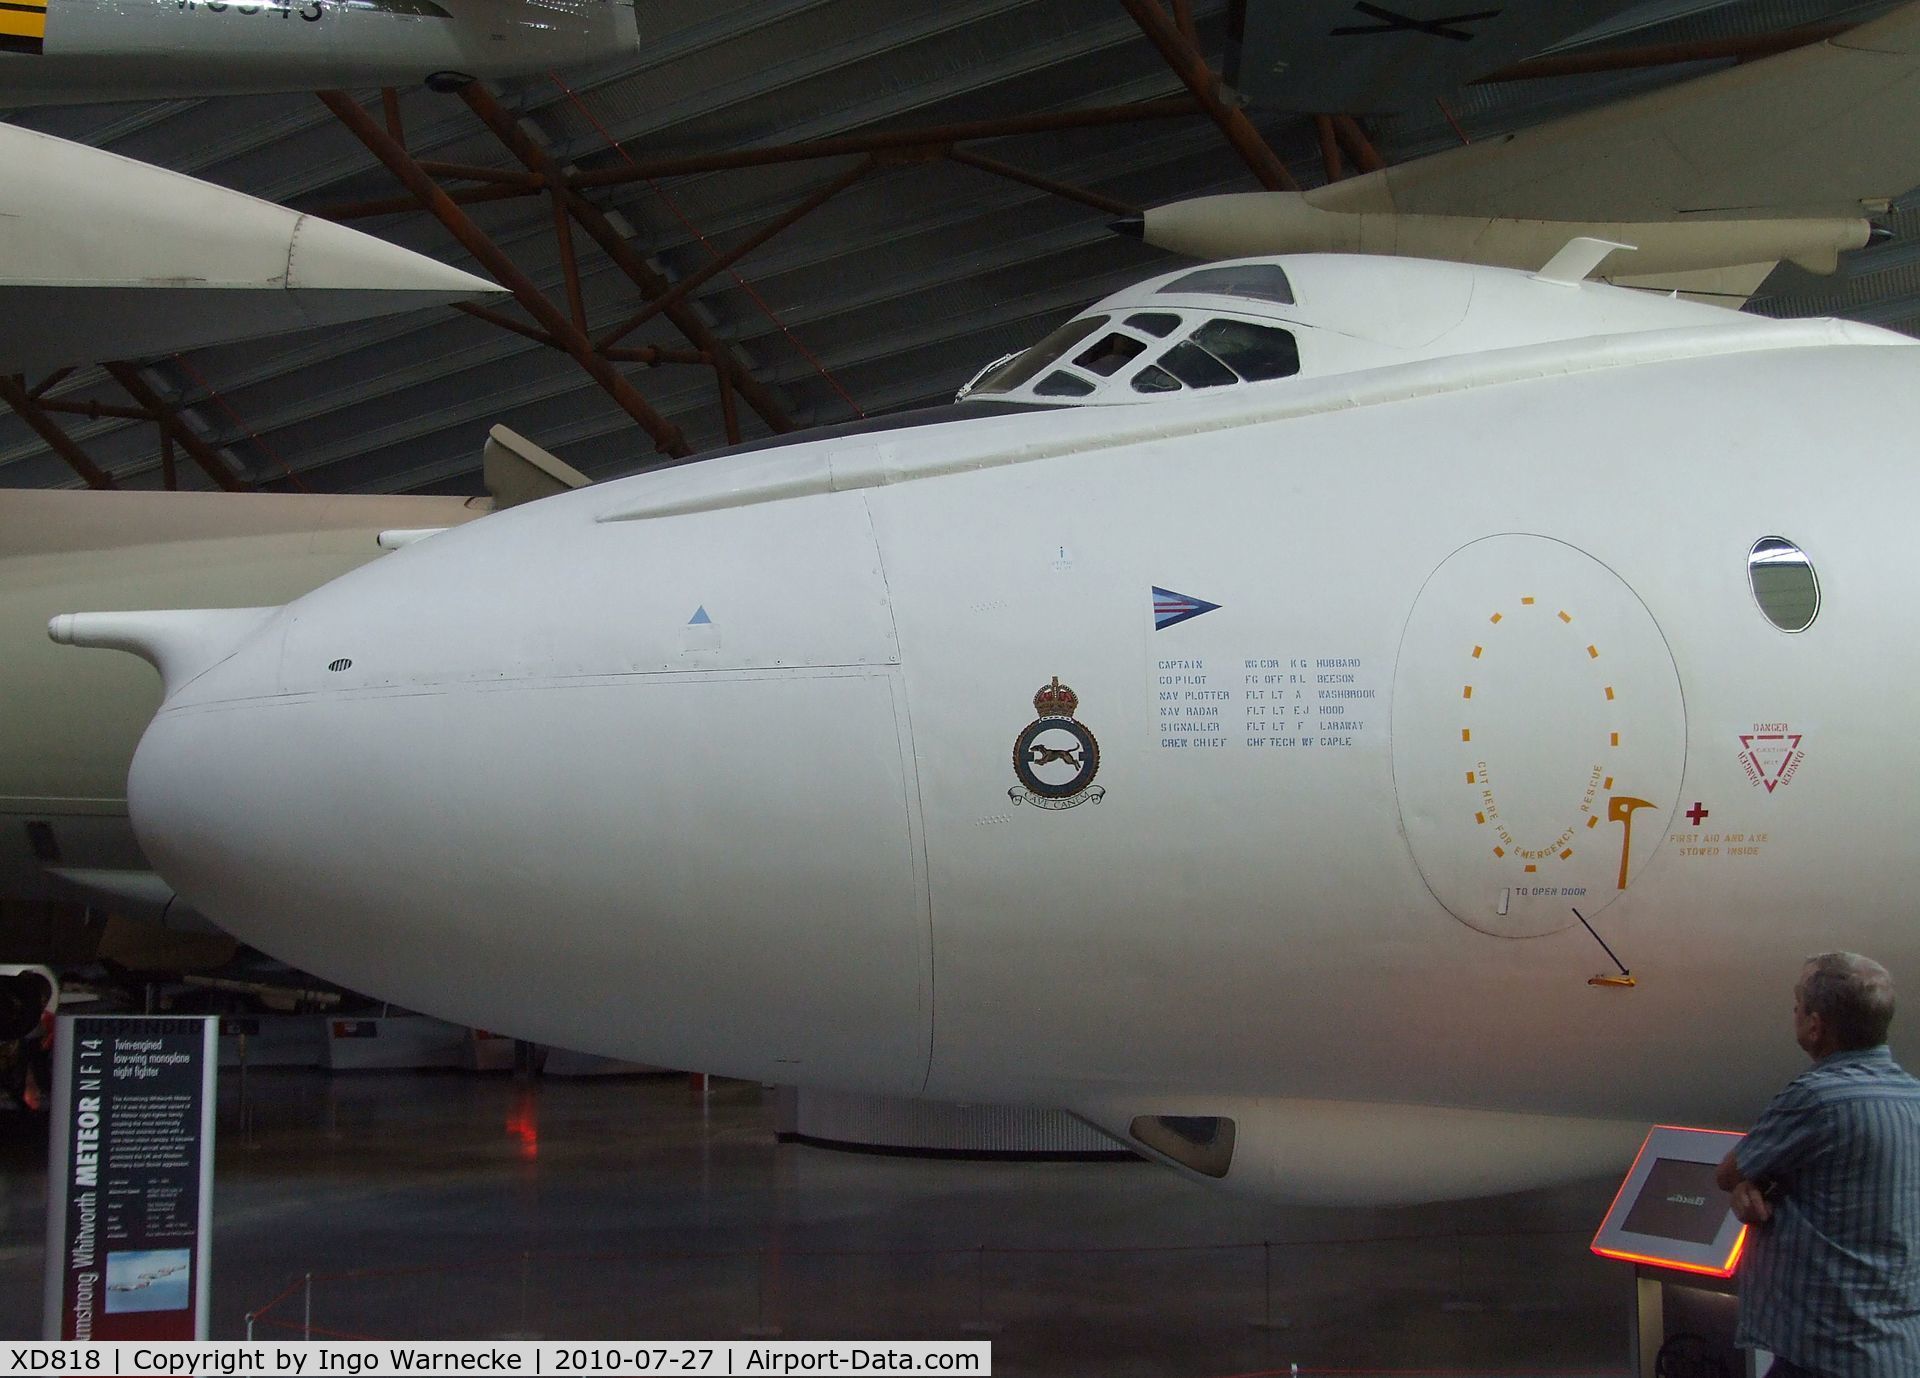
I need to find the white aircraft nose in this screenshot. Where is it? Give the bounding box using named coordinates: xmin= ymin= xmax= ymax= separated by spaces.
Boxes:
xmin=120 ymin=496 xmax=933 ymax=1091
xmin=281 ymin=212 xmax=503 ymax=323
xmin=2 ymin=124 xmax=506 ymax=374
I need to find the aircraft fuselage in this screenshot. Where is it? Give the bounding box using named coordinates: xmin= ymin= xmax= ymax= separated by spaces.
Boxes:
xmin=0 ymin=0 xmax=637 ymax=102
xmin=95 ymin=258 xmax=1920 ymax=1203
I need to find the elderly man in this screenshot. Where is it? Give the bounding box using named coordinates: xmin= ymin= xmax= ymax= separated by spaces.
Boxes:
xmin=1715 ymin=953 xmax=1920 ymax=1377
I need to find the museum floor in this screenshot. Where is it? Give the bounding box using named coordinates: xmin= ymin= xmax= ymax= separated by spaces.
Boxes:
xmin=0 ymin=1071 xmax=1632 ymax=1375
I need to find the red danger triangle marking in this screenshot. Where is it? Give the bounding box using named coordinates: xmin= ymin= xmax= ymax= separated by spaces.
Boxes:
xmin=1739 ymin=733 xmax=1804 ymax=793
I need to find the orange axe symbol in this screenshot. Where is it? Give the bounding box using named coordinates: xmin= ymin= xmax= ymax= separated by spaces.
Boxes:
xmin=1608 ymin=796 xmax=1656 ymax=890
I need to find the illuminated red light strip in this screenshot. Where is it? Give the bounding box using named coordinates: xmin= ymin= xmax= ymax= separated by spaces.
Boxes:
xmin=1589 ymin=1124 xmax=1748 ymax=1277
xmin=1592 ymin=1226 xmax=1750 ymax=1279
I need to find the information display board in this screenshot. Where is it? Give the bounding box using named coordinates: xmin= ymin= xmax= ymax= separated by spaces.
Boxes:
xmin=42 ymin=1015 xmax=217 ymax=1341
xmin=1592 ymin=1124 xmax=1747 ymax=1277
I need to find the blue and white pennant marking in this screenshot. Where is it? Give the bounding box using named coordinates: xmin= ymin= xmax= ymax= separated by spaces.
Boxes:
xmin=1152 ymin=586 xmax=1221 ymax=631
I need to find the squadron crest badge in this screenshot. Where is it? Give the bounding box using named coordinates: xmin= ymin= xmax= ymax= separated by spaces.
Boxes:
xmin=1010 ymin=676 xmax=1105 ymax=810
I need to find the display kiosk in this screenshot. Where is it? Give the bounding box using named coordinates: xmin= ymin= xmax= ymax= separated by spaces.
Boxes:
xmin=1592 ymin=1125 xmax=1764 ymax=1377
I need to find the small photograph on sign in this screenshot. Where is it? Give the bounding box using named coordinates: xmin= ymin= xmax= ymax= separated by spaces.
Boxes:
xmin=104 ymin=1248 xmax=191 ymax=1314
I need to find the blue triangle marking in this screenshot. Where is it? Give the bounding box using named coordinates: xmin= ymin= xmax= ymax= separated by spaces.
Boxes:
xmin=688 ymin=606 xmax=712 ymax=625
xmin=1152 ymin=586 xmax=1222 ymax=631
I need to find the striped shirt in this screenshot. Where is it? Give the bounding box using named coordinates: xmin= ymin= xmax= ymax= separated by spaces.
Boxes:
xmin=1735 ymin=1045 xmax=1920 ymax=1376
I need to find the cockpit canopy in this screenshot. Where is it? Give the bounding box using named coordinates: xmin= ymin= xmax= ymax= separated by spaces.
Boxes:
xmin=958 ymin=253 xmax=1768 ymax=408
xmin=964 ymin=264 xmax=1304 ymax=404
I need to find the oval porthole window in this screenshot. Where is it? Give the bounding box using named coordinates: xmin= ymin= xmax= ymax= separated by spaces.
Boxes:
xmin=1748 ymin=537 xmax=1819 ymax=632
xmin=327 ymin=658 xmax=353 ymax=673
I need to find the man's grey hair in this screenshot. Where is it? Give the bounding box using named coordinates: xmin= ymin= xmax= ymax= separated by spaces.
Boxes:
xmin=1801 ymin=952 xmax=1896 ymax=1051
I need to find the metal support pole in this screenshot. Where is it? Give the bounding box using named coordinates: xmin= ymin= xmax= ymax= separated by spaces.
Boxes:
xmin=552 ymin=190 xmax=590 ymax=336
xmin=28 ymin=367 xmax=74 ymax=400
xmin=417 ymin=160 xmax=543 ymax=188
xmin=564 ymin=98 xmax=1202 ymax=190
xmin=381 ymin=87 xmax=405 ymax=148
xmin=1314 ymin=115 xmax=1344 ymax=183
xmin=456 ymin=83 xmax=798 ymax=436
xmin=103 ymin=363 xmax=251 ymax=491
xmin=318 ymin=99 xmax=1200 ymax=218
xmin=1119 ymin=0 xmax=1298 ymax=191
xmin=303 ymin=1272 xmax=312 ymax=1341
xmin=715 ymin=362 xmax=740 ymax=447
xmin=454 ymin=302 xmax=562 ymax=350
xmin=946 ymin=147 xmax=1139 ymax=217
xmin=603 ymin=346 xmax=710 ymax=366
xmin=320 ymin=89 xmax=690 ymax=459
xmin=0 ymin=375 xmax=118 ymax=489
xmin=1476 ymin=22 xmax=1848 ymax=84
xmin=594 ymin=156 xmax=876 ymax=351
xmin=319 ymin=182 xmax=532 ymax=219
xmin=1331 ymin=115 xmax=1386 ymax=175
xmin=33 ymin=399 xmax=156 ymax=422
xmin=1171 ymin=0 xmax=1198 ymax=49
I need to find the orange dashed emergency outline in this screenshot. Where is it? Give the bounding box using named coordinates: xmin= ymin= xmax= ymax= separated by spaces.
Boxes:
xmin=1465 ymin=594 xmax=1624 ymax=868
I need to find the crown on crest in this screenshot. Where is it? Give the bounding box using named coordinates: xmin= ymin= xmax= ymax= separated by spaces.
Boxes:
xmin=1033 ymin=676 xmax=1079 ymax=718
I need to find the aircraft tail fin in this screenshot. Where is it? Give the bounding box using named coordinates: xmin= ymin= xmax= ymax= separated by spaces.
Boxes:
xmin=484 ymin=425 xmax=593 ymax=510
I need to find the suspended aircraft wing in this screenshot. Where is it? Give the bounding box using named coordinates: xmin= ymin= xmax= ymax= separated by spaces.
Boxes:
xmin=1321 ymin=2 xmax=1920 ymax=222
xmin=1140 ymin=2 xmax=1920 ymax=302
xmin=0 ymin=124 xmax=505 ymax=374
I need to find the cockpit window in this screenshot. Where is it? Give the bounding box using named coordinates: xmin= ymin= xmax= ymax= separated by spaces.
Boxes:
xmin=1073 ymin=333 xmax=1148 ymax=377
xmin=1035 ymin=370 xmax=1096 ymax=397
xmin=966 ymin=304 xmax=1304 ymax=403
xmin=1158 ymin=264 xmax=1294 ymax=305
xmin=1190 ymin=319 xmax=1300 ymax=381
xmin=969 ymin=315 xmax=1111 ymax=395
xmin=1159 ymin=341 xmax=1237 ymax=389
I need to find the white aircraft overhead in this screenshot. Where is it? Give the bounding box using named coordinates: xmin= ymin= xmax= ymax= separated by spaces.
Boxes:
xmin=0 ymin=123 xmax=505 ymax=373
xmin=0 ymin=0 xmax=638 ymax=105
xmin=1135 ymin=1 xmax=1920 ymax=305
xmin=59 ymin=253 xmax=1920 ymax=1206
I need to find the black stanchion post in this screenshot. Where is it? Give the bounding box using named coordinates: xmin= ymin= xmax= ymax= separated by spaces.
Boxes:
xmin=961 ymin=1244 xmax=1002 ymax=1335
xmin=237 ymin=1029 xmax=252 ymax=1146
xmin=742 ymin=1247 xmax=781 ymax=1337
xmin=1248 ymin=1240 xmax=1291 ymax=1330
